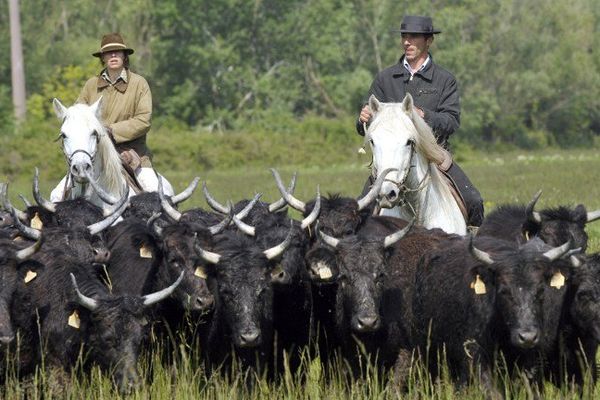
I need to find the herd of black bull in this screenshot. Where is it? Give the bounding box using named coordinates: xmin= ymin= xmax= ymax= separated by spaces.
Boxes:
xmin=0 ymin=169 xmax=599 ymax=396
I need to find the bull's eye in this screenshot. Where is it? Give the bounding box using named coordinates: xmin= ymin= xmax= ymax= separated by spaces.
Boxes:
xmin=406 ymin=139 xmax=415 ymax=147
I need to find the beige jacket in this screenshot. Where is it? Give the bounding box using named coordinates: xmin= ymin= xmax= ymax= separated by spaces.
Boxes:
xmin=78 ymin=69 xmax=152 ymax=162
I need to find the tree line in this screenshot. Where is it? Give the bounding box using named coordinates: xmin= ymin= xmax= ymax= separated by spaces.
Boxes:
xmin=1 ymin=0 xmax=599 ymax=149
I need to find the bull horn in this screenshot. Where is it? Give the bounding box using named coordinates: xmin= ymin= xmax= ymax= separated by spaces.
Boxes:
xmin=102 ymin=183 xmax=129 ymax=217
xmin=18 ymin=194 xmax=32 ymax=208
xmin=1 ymin=183 xmax=27 ymax=222
xmin=147 ymin=212 xmax=164 ymax=237
xmin=525 ymin=190 xmax=543 ymax=224
xmin=235 ymin=193 xmax=262 ymax=220
xmin=84 ymin=171 xmax=119 ymax=205
xmin=264 ymin=222 xmax=293 ymax=260
xmin=270 ymin=169 xmax=306 ymax=212
xmin=587 ymin=209 xmax=600 ymax=223
xmin=301 ymin=186 xmax=321 ymax=229
xmin=570 ymin=255 xmax=582 ymax=268
xmin=232 ymin=216 xmax=255 ymax=236
xmin=70 ymin=273 xmax=99 ymax=311
xmin=33 ymin=168 xmax=56 ymax=212
xmin=9 ymin=201 xmax=41 ymax=240
xmin=159 ymin=178 xmax=182 ymax=222
xmin=469 ymin=235 xmax=494 ymax=265
xmin=268 ymin=172 xmax=297 ymax=212
xmin=318 ymin=230 xmax=340 ymax=249
xmin=384 ymin=218 xmax=415 ymax=248
xmin=15 ymin=239 xmax=42 ymax=260
xmin=142 ymin=271 xmax=185 ymax=306
xmin=356 ymin=168 xmax=398 ymax=211
xmin=543 ymin=240 xmax=571 ymax=262
xmin=194 ymin=241 xmax=221 ymax=265
xmin=88 ymin=196 xmax=129 ymax=235
xmin=170 ymin=177 xmax=200 ymax=205
xmin=202 ymin=182 xmax=230 ymax=214
xmin=209 ymin=203 xmax=234 ymax=235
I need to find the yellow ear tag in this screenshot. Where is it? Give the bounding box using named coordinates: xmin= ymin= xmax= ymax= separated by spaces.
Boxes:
xmin=550 ymin=271 xmax=565 ymax=289
xmin=68 ymin=310 xmax=81 ymax=329
xmin=194 ymin=266 xmax=207 ymax=279
xmin=139 ymin=244 xmax=153 ymax=259
xmin=24 ymin=270 xmax=37 ymax=283
xmin=358 ymin=147 xmax=367 ymax=155
xmin=317 ymin=263 xmax=333 ymax=280
xmin=470 ymin=275 xmax=487 ymax=295
xmin=30 ymin=213 xmax=43 ymax=230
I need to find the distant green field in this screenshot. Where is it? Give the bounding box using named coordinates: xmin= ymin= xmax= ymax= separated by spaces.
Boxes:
xmin=1 ymin=148 xmax=600 ymax=398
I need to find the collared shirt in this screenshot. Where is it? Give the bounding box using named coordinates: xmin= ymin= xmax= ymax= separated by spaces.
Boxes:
xmin=101 ymin=68 xmax=128 ymax=85
xmin=403 ymin=56 xmax=430 ymax=77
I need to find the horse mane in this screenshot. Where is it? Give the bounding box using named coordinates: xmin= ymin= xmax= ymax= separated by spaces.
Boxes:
xmin=406 ymin=107 xmax=445 ymax=165
xmin=96 ymin=126 xmax=125 ymax=197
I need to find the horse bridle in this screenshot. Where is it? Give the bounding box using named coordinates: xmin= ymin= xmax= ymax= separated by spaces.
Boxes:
xmin=59 ymin=133 xmax=99 ymax=201
xmin=365 ymin=121 xmax=430 ymax=199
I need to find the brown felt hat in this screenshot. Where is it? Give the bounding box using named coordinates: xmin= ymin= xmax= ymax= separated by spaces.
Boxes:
xmin=392 ymin=15 xmax=441 ymax=34
xmin=92 ymin=33 xmax=134 ymax=57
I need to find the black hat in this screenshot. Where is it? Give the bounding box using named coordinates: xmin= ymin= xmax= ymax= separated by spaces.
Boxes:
xmin=392 ymin=15 xmax=441 ymax=34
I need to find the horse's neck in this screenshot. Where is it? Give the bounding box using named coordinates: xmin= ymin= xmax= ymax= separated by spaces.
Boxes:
xmin=399 ymin=153 xmax=466 ymax=234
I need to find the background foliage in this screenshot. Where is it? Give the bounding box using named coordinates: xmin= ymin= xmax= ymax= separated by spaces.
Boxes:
xmin=1 ymin=0 xmax=599 ymax=165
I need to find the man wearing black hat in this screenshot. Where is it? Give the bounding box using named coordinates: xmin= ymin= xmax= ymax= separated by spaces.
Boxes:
xmin=356 ymin=15 xmax=484 ymax=228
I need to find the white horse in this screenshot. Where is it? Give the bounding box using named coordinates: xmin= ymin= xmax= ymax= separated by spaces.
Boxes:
xmin=50 ymin=98 xmax=174 ymax=209
xmin=365 ymin=94 xmax=467 ymax=235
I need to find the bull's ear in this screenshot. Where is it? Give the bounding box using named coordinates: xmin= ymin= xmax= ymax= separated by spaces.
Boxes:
xmin=52 ymin=98 xmax=67 ymax=120
xmin=270 ymin=263 xmax=290 ymax=285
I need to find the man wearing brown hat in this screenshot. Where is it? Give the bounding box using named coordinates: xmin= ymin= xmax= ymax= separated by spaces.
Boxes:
xmin=51 ymin=33 xmax=173 ymax=201
xmin=356 ymin=15 xmax=483 ymax=228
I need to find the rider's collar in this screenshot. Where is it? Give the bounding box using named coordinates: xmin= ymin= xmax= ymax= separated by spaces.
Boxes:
xmin=97 ymin=69 xmax=129 ymax=93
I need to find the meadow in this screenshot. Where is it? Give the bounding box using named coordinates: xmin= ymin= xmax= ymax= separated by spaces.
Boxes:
xmin=1 ymin=147 xmax=600 ymax=399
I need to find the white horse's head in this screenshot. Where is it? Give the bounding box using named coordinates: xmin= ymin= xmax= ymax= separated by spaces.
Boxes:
xmin=365 ymin=94 xmax=444 ymax=208
xmin=53 ymin=98 xmax=107 ymax=183
xmin=53 ymin=98 xmax=125 ymax=203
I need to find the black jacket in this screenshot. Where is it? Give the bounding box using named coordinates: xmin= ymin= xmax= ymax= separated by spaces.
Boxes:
xmin=357 ymin=55 xmax=460 ymax=148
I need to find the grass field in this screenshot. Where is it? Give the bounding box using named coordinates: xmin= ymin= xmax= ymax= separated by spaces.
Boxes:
xmin=1 ymin=148 xmax=600 ymax=398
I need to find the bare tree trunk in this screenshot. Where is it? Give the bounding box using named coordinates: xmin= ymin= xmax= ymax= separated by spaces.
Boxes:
xmin=8 ymin=0 xmax=26 ymax=122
